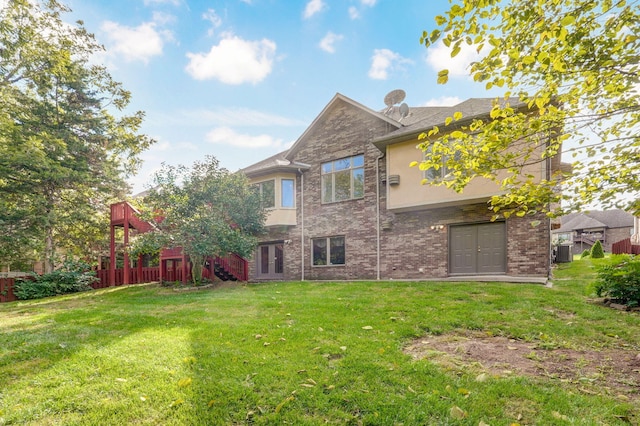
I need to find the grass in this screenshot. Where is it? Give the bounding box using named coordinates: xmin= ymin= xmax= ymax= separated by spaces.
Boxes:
xmin=0 ymin=258 xmax=639 ymax=425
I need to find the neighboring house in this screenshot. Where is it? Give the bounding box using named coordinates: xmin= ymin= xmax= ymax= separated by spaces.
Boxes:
xmin=241 ymin=93 xmax=561 ymax=283
xmin=552 ymin=209 xmax=635 ymax=254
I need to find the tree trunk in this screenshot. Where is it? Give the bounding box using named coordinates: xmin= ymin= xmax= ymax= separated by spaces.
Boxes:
xmin=191 ymin=255 xmax=204 ymax=285
xmin=44 ymin=227 xmax=54 ymax=273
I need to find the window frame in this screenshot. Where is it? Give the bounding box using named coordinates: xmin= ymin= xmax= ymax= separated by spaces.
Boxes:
xmin=321 ymin=155 xmax=365 ymax=204
xmin=280 ymin=178 xmax=295 ymax=208
xmin=311 ymin=235 xmax=346 ymax=267
xmin=254 ymin=179 xmax=276 ymax=209
xmin=422 ymin=144 xmax=460 ymax=182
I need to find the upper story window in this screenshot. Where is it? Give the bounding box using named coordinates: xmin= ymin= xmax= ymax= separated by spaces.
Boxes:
xmin=255 ymin=180 xmax=275 ymax=209
xmin=281 ymin=179 xmax=294 ymax=208
xmin=321 ymin=154 xmax=364 ymax=203
xmin=422 ymin=145 xmax=460 ymax=182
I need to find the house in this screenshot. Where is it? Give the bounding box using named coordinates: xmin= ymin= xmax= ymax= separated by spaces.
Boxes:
xmin=553 ymin=209 xmax=636 ymax=254
xmin=241 ymin=92 xmax=559 ymax=283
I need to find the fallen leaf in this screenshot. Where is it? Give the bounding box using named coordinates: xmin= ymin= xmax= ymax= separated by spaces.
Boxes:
xmin=115 ymin=378 xmax=127 ymax=382
xmin=340 ymin=346 xmax=347 ymax=351
xmin=177 ymin=378 xmax=192 ymax=388
xmin=450 ymin=406 xmax=467 ymax=419
xmin=318 ymin=327 xmax=324 ymax=332
xmin=362 ymin=326 xmax=373 ymax=330
xmin=170 ymin=398 xmax=184 ymax=408
xmin=458 ymin=388 xmax=470 ymax=396
xmin=476 ymin=373 xmax=488 ymax=382
xmin=552 ymin=411 xmax=568 ymax=420
xmin=275 ymin=395 xmax=295 ymax=413
xmin=207 ymin=400 xmax=216 ymax=408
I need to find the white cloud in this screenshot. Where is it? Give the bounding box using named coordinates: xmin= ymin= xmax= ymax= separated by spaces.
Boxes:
xmin=319 ymin=32 xmax=343 ymax=53
xmin=349 ymin=0 xmax=376 ymax=20
xmin=368 ymin=49 xmax=412 ymax=80
xmin=303 ymin=0 xmax=325 ymax=19
xmin=101 ymin=21 xmax=167 ymax=63
xmin=421 ymin=96 xmax=462 ymax=107
xmin=185 ymin=34 xmax=276 ymax=84
xmin=152 ymin=11 xmax=176 ymax=26
xmin=205 ymin=127 xmax=284 ymax=149
xmin=203 ymin=8 xmax=222 ymax=36
xmin=425 ymin=40 xmax=487 ymax=78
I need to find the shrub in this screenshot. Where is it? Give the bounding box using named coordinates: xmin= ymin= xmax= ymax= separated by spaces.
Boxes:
xmin=14 ymin=260 xmax=97 ymax=300
xmin=581 ymin=249 xmax=591 ymax=259
xmin=592 ymin=255 xmax=640 ymax=307
xmin=591 ymin=240 xmax=605 ymax=258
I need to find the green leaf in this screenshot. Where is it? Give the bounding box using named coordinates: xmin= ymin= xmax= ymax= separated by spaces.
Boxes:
xmin=560 ymin=15 xmax=575 ymax=26
xmin=437 ymin=69 xmax=449 ymax=84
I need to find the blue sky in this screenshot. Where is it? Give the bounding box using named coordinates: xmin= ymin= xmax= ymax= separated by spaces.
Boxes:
xmin=65 ymin=0 xmax=495 ymax=194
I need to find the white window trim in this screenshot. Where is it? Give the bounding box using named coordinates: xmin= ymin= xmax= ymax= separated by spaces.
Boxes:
xmin=321 ymin=155 xmax=364 ymax=204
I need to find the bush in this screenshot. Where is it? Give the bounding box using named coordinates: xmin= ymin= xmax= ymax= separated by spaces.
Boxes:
xmin=591 ymin=240 xmax=605 ymax=258
xmin=581 ymin=249 xmax=591 ymax=259
xmin=592 ymin=255 xmax=640 ymax=307
xmin=14 ymin=260 xmax=97 ymax=300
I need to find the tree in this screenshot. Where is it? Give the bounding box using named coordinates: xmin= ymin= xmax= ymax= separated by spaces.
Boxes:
xmin=135 ymin=157 xmax=266 ymax=285
xmin=590 ymin=240 xmax=605 ymax=258
xmin=0 ymin=0 xmax=154 ymax=271
xmin=419 ymin=0 xmax=640 ymax=218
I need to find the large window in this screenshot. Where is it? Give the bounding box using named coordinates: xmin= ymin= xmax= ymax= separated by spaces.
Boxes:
xmin=321 ymin=155 xmax=364 ymax=203
xmin=255 ymin=180 xmax=275 ymax=208
xmin=312 ymin=236 xmax=345 ymax=266
xmin=281 ymin=179 xmax=294 ymax=208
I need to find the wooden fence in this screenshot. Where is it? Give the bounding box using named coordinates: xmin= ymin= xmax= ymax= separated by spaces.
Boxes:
xmin=611 ymin=238 xmax=640 ymax=255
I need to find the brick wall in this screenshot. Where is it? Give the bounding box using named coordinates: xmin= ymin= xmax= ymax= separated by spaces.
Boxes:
xmin=251 ymin=98 xmax=551 ymax=281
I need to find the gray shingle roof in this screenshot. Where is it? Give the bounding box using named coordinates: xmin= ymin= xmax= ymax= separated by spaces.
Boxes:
xmin=373 ymin=97 xmax=526 ymax=150
xmin=239 ymin=149 xmax=310 ymax=178
xmin=554 ymin=209 xmax=635 ymax=233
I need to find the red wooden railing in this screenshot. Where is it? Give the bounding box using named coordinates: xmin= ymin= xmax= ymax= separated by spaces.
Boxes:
xmin=110 ymin=202 xmax=153 ymax=233
xmin=612 ymin=238 xmax=640 ymax=255
xmin=216 ymin=253 xmax=248 ymax=281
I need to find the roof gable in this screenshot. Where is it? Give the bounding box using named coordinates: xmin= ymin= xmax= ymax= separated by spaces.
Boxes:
xmin=285 ymin=93 xmax=402 ymax=161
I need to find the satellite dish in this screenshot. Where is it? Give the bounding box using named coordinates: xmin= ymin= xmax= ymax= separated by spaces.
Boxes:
xmin=383 ymin=89 xmax=406 ymax=107
xmin=399 ymin=102 xmax=409 ymax=118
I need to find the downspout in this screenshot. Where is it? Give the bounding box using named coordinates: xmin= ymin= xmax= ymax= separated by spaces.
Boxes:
xmin=375 ymin=152 xmax=385 ymax=281
xmin=546 ymin=139 xmax=553 ymax=280
xmin=299 ymin=169 xmax=305 ymax=281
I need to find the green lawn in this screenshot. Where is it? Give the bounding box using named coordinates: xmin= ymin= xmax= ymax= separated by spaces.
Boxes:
xmin=1 ymin=258 xmax=638 ymax=425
